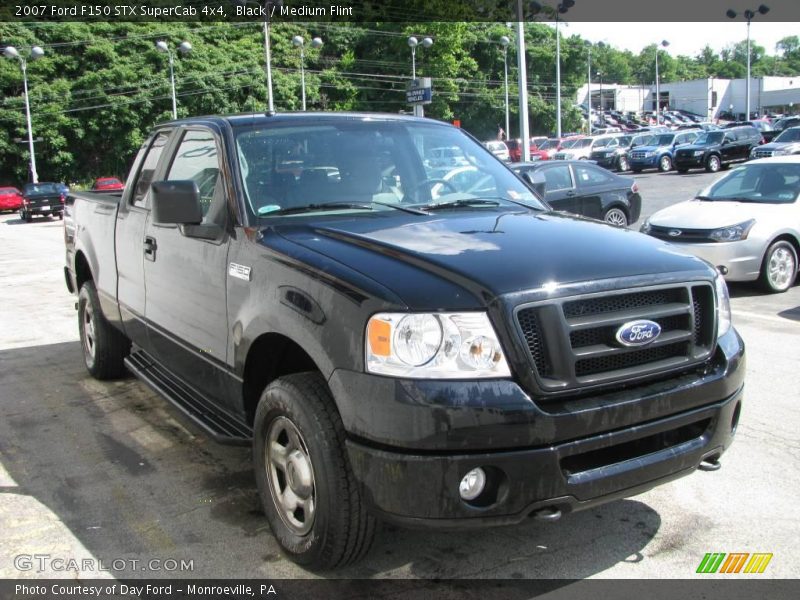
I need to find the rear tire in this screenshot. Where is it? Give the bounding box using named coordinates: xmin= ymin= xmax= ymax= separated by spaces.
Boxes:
xmin=759 ymin=240 xmax=797 ymax=293
xmin=603 ymin=206 xmax=629 ymax=227
xmin=253 ymin=372 xmax=376 ymax=570
xmin=78 ymin=281 xmax=131 ymax=379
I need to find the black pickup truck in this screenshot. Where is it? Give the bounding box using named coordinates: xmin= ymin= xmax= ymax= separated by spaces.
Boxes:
xmin=65 ymin=113 xmax=745 ymax=569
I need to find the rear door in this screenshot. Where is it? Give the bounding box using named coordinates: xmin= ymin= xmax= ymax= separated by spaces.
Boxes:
xmin=142 ymin=126 xmax=233 ymax=404
xmin=116 ymin=131 xmax=172 ymax=349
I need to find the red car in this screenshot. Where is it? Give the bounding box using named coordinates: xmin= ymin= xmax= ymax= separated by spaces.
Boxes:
xmin=91 ymin=177 xmax=125 ymax=191
xmin=0 ymin=187 xmax=24 ymax=212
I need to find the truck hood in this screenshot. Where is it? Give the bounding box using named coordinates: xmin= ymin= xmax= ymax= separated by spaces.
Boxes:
xmin=271 ymin=209 xmax=712 ymax=303
xmin=649 ymin=199 xmax=783 ymax=228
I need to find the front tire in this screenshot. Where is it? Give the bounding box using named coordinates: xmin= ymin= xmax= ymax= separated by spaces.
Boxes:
xmin=706 ymin=155 xmax=721 ymax=173
xmin=760 ymin=240 xmax=797 ymax=293
xmin=78 ymin=281 xmax=131 ymax=379
xmin=23 ymin=209 xmax=32 ymax=222
xmin=617 ymin=156 xmax=629 ymax=172
xmin=658 ymin=155 xmax=672 ymax=172
xmin=253 ymin=373 xmax=375 ymax=570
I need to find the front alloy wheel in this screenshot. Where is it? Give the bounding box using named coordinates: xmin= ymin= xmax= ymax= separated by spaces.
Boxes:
xmin=706 ymin=155 xmax=721 ymax=172
xmin=658 ymin=155 xmax=672 ymax=172
xmin=618 ymin=156 xmax=629 ymax=172
xmin=760 ymin=241 xmax=797 ymax=293
xmin=266 ymin=416 xmax=316 ymax=536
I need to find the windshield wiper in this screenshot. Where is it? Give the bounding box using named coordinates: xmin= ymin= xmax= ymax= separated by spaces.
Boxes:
xmin=417 ymin=199 xmax=502 ymax=211
xmin=370 ymin=200 xmax=426 ymax=215
xmin=694 ymin=195 xmax=714 ymax=201
xmin=261 ymin=202 xmax=375 ymax=216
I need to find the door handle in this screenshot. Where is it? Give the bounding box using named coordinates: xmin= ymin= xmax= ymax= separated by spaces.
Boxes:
xmin=566 ymin=190 xmax=576 ymax=197
xmin=144 ymin=236 xmax=157 ymax=261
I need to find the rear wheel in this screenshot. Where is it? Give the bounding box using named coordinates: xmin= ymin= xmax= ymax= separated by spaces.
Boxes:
xmin=658 ymin=155 xmax=672 ymax=172
xmin=253 ymin=373 xmax=376 ymax=570
xmin=760 ymin=240 xmax=797 ymax=293
xmin=78 ymin=281 xmax=131 ymax=379
xmin=706 ymin=155 xmax=721 ymax=172
xmin=603 ymin=206 xmax=629 ymax=227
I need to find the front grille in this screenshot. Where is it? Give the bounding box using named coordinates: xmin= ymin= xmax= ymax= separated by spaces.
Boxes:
xmin=554 ymin=153 xmax=567 ymax=160
xmin=647 ymin=225 xmax=715 ymax=244
xmin=630 ymin=151 xmax=648 ymax=160
xmin=515 ymin=283 xmax=716 ymax=393
xmin=753 ymin=149 xmax=773 ymax=158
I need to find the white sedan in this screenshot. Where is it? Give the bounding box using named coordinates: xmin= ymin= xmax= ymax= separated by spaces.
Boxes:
xmin=640 ymin=155 xmax=800 ymax=293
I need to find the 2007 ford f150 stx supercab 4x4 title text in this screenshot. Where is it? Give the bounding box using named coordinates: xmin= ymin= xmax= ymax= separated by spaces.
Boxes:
xmin=64 ymin=113 xmax=745 ymax=569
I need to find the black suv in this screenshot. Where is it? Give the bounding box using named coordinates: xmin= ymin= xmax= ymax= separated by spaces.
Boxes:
xmin=673 ymin=126 xmax=761 ymax=173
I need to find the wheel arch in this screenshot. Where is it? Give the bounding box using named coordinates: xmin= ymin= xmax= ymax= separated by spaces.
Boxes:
xmin=241 ymin=332 xmax=325 ymax=426
xmin=74 ymin=250 xmax=93 ymax=290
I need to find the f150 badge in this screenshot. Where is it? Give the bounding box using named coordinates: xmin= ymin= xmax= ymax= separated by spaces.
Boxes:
xmin=228 ymin=263 xmax=252 ymax=281
xmin=615 ymin=320 xmax=662 ymax=347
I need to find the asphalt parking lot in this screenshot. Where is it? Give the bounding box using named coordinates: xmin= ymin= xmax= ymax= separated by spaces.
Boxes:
xmin=1 ymin=178 xmax=798 ymax=581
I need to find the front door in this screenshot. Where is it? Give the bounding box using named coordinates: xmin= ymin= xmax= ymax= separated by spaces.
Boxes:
xmin=540 ymin=164 xmax=582 ymax=215
xmin=142 ymin=127 xmax=233 ymax=406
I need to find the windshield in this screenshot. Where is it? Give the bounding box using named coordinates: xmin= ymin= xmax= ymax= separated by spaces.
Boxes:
xmin=234 ymin=120 xmax=545 ymax=219
xmin=698 ymin=163 xmax=800 ymax=204
xmin=559 ymin=138 xmax=584 ymax=149
xmin=632 ymin=134 xmax=654 ymax=147
xmin=774 ymin=127 xmax=800 ymax=143
xmin=592 ymin=137 xmax=617 ymax=148
xmin=693 ymin=132 xmax=725 ymax=145
xmin=23 ymin=183 xmax=58 ymax=194
xmin=655 ymin=134 xmax=676 ymax=146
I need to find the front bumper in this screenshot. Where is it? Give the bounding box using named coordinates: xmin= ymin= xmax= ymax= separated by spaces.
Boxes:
xmin=629 ymin=156 xmax=657 ymax=169
xmin=667 ymin=241 xmax=762 ymax=281
xmin=331 ymin=329 xmax=745 ymax=525
xmin=674 ymin=155 xmax=706 ymax=169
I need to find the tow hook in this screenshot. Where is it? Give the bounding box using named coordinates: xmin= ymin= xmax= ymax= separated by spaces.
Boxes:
xmin=532 ymin=507 xmax=562 ymax=522
xmin=698 ymin=457 xmax=721 ymax=472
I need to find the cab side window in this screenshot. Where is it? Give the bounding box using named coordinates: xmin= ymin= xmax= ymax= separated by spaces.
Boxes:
xmin=166 ymin=130 xmax=223 ymax=223
xmin=131 ymin=132 xmax=170 ymax=208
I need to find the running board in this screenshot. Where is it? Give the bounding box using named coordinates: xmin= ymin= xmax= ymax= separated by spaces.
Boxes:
xmin=125 ymin=350 xmax=252 ymax=445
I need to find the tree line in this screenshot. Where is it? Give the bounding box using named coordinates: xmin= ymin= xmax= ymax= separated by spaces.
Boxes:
xmin=1 ymin=21 xmax=799 ymax=185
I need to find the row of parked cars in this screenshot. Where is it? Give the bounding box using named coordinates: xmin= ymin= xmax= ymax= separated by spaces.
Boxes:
xmin=0 ymin=177 xmax=124 ymax=221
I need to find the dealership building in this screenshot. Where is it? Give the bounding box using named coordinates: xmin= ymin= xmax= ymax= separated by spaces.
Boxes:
xmin=577 ymin=76 xmax=800 ymax=118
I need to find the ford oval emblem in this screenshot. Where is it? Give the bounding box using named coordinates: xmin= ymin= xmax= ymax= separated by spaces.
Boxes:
xmin=615 ymin=320 xmax=662 ymax=347
xmin=668 ymin=229 xmax=682 ymax=237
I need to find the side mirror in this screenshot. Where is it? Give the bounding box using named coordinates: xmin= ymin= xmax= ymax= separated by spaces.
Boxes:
xmin=151 ymin=180 xmax=202 ymax=225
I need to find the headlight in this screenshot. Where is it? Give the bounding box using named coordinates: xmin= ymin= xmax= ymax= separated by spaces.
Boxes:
xmin=639 ymin=218 xmax=651 ymax=234
xmin=693 ymin=150 xmax=705 ymax=156
xmin=772 ymin=149 xmax=789 ymax=156
xmin=366 ymin=312 xmax=511 ymax=378
xmin=709 ymin=219 xmax=755 ymax=242
xmin=715 ymin=275 xmax=732 ymax=338
xmin=644 ymin=151 xmax=655 ymax=157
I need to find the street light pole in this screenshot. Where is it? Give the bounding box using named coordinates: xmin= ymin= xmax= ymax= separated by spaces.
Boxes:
xmin=727 ymin=5 xmax=769 ymax=120
xmin=654 ymin=40 xmax=669 ymax=124
xmin=156 ymin=40 xmax=192 ymax=120
xmin=500 ymin=36 xmax=510 ymax=140
xmin=407 ymin=36 xmax=433 ymax=118
xmin=585 ymin=42 xmax=592 ymax=135
xmin=292 ymin=36 xmax=323 ymax=111
xmin=4 ymin=45 xmax=44 ymax=183
xmin=555 ymin=1 xmax=575 ymax=140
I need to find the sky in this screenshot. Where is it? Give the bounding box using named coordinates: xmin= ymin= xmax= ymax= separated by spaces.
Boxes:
xmin=551 ymin=22 xmax=800 ymax=58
